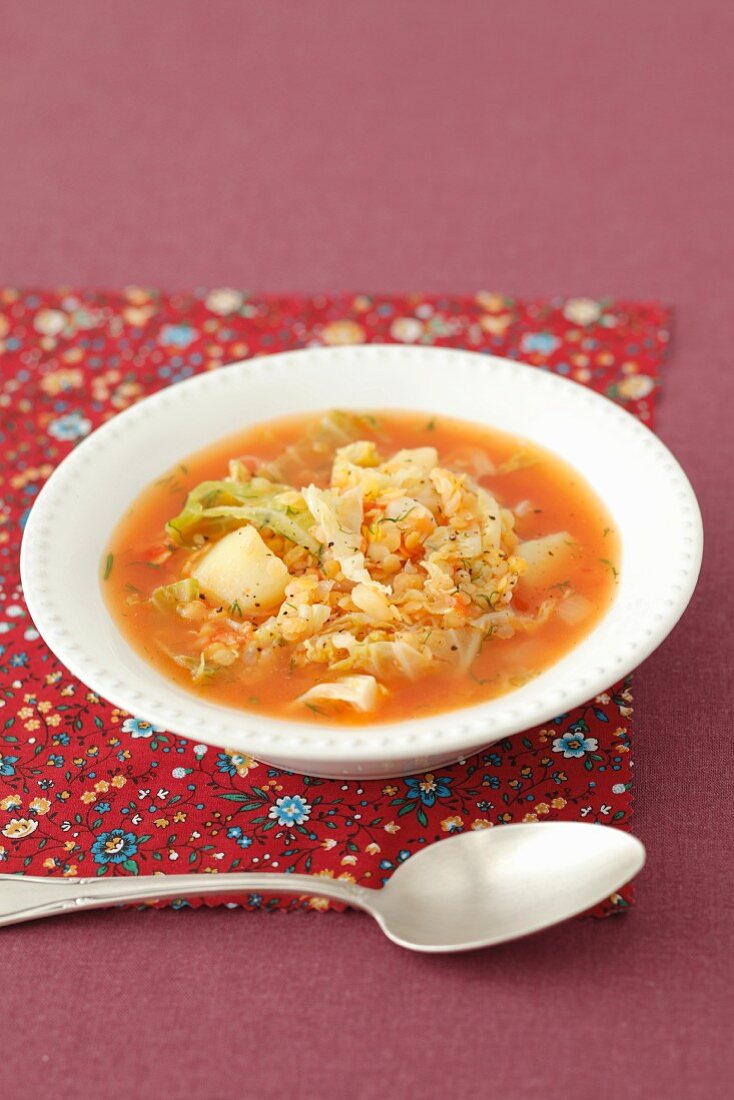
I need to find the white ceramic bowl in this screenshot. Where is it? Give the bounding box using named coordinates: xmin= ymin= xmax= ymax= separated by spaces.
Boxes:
xmin=21 ymin=345 xmax=703 ymax=778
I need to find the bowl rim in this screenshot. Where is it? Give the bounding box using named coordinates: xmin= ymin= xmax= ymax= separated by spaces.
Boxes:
xmin=20 ymin=344 xmax=703 ymax=768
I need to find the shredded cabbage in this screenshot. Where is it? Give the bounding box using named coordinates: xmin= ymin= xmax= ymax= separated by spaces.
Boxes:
xmin=151 ymin=577 xmax=200 ymax=610
xmin=296 ymin=675 xmax=385 ymax=712
xmin=166 ymin=476 xmax=320 ymax=553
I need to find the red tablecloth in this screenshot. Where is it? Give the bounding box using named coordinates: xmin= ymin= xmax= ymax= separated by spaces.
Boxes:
xmin=2 ymin=290 xmax=667 ymax=913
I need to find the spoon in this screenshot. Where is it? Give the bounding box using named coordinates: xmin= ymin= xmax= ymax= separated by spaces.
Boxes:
xmin=0 ymin=823 xmax=644 ymax=951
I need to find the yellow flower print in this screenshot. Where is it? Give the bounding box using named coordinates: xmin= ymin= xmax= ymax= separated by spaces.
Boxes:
xmin=29 ymin=797 xmax=51 ymax=816
xmin=37 ymin=702 xmax=52 ymax=714
xmin=43 ymin=857 xmax=56 ymax=869
xmin=40 ymin=367 xmax=84 ymax=396
xmin=94 ymin=780 xmax=109 ymax=793
xmin=2 ymin=818 xmax=39 ymax=839
xmin=123 ymin=306 xmax=154 ymax=327
xmin=365 ymin=842 xmax=381 ymax=855
xmin=64 ymin=840 xmax=76 ymax=852
xmin=522 ymin=813 xmax=539 ymax=823
xmin=384 ymin=821 xmax=400 ymax=834
xmin=80 ymin=791 xmax=97 ymax=805
xmin=321 ymin=319 xmax=365 ymax=346
xmin=535 ymin=803 xmax=550 ymax=816
xmin=224 ymin=751 xmax=258 ymax=779
xmin=382 ymin=785 xmax=398 ymax=797
xmin=390 ymin=317 xmax=424 ymax=343
xmin=470 ymin=819 xmax=493 ymax=830
xmin=63 ymin=865 xmax=77 ymax=877
xmin=46 ymin=714 xmax=61 ymax=728
xmin=441 ymin=815 xmax=463 ymax=833
xmin=618 ymin=375 xmax=654 ymax=400
xmin=340 ymin=854 xmax=357 ymax=866
xmin=154 ymin=818 xmax=169 ymax=829
xmin=0 ymin=795 xmax=21 ymax=812
xmin=551 ymin=797 xmax=567 ymax=810
xmin=479 ymin=313 xmax=511 ymax=336
xmin=24 ymin=719 xmax=40 ymax=732
xmin=475 ymin=292 xmax=508 ymax=313
xmin=205 ymin=288 xmax=243 ymax=316
xmin=110 ymin=775 xmax=126 ymax=788
xmin=172 ymin=811 xmax=187 ymax=823
xmin=563 ymin=298 xmax=602 ymax=326
xmin=321 ymin=838 xmax=337 ymax=851
xmin=33 ymin=308 xmax=67 ymax=336
xmin=17 ymin=707 xmax=33 ymax=720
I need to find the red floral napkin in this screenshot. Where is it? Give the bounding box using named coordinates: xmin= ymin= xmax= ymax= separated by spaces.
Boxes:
xmin=0 ymin=290 xmax=670 ymax=915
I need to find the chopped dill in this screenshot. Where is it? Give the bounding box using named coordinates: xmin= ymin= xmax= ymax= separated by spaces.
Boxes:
xmin=600 ymin=558 xmax=619 ymax=579
xmin=304 ymin=702 xmax=327 ymax=716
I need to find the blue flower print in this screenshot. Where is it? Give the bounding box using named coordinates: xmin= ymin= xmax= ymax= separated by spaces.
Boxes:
xmin=158 ymin=323 xmax=196 ymax=348
xmin=552 ymin=730 xmax=599 ymax=759
xmin=48 ymin=412 xmax=92 ymax=441
xmin=121 ymin=717 xmax=165 ymax=739
xmin=268 ymin=795 xmax=312 ymax=827
xmin=0 ymin=754 xmax=19 ymax=777
xmin=520 ymin=332 xmax=560 ymax=356
xmin=404 ymin=773 xmax=452 ymax=807
xmin=216 ymin=752 xmax=237 ymax=776
xmin=226 ymin=825 xmax=253 ymax=849
xmin=91 ymin=829 xmax=139 ymax=865
xmin=47 ymin=754 xmax=64 ymax=767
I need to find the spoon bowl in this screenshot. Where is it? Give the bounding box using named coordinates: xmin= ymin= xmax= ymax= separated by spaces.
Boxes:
xmin=372 ymin=822 xmax=645 ymax=951
xmin=0 ymin=823 xmax=644 ymax=951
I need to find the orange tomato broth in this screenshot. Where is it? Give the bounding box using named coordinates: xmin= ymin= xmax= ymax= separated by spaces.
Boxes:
xmin=103 ymin=410 xmax=619 ymax=724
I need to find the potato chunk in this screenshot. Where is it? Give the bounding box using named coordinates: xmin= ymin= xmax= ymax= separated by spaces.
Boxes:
xmin=516 ymin=531 xmax=574 ymax=589
xmin=192 ymin=526 xmax=289 ymax=612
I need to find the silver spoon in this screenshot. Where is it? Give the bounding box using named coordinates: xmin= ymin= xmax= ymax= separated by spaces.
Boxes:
xmin=0 ymin=822 xmax=643 ymax=951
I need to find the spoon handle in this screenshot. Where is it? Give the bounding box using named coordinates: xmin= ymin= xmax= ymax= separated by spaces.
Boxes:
xmin=0 ymin=871 xmax=372 ymax=928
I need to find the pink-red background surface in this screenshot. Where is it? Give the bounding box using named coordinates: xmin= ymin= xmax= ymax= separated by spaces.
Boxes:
xmin=1 ymin=3 xmax=732 ymax=1099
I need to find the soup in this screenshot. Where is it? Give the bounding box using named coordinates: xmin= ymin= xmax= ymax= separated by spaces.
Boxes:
xmin=103 ymin=409 xmax=619 ymax=724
